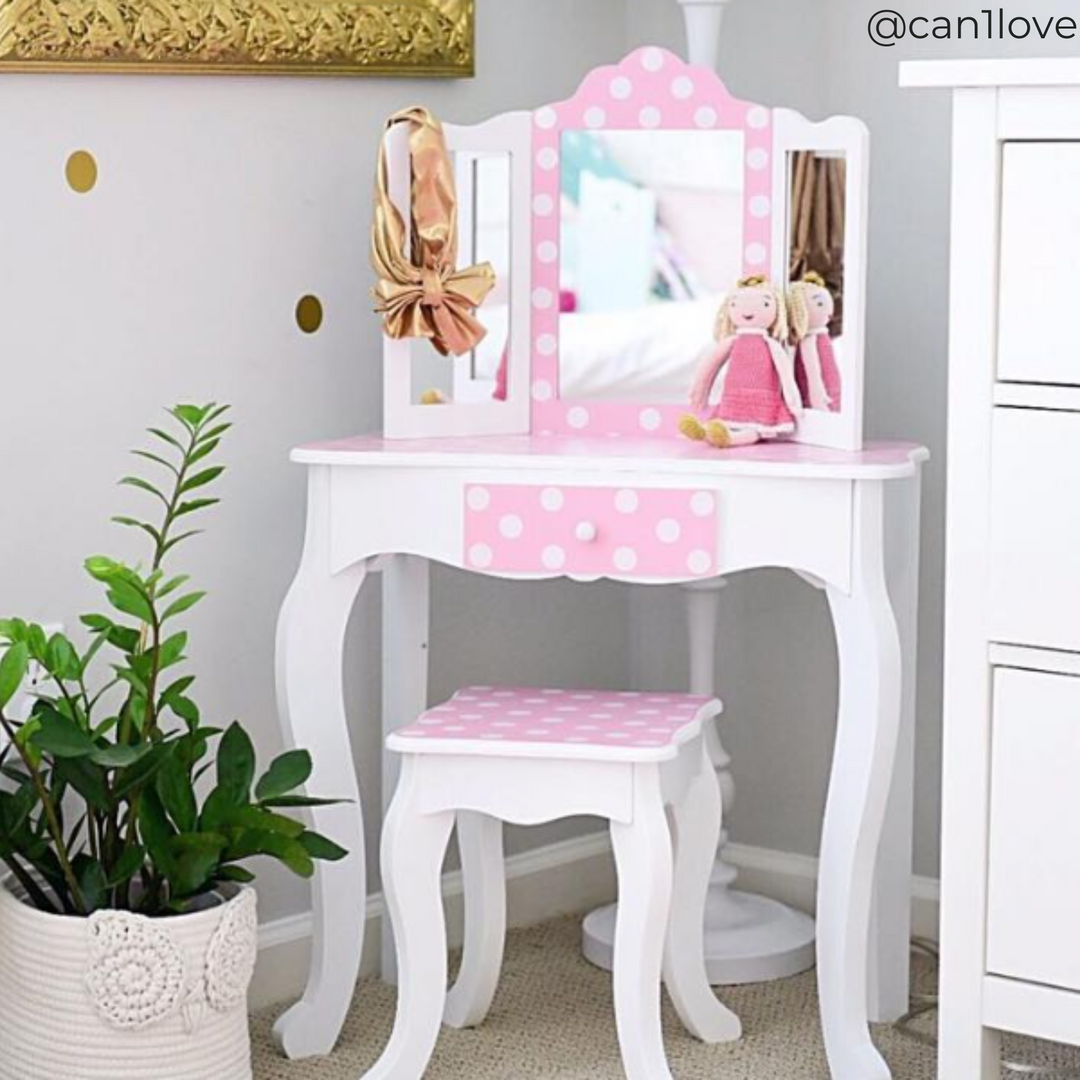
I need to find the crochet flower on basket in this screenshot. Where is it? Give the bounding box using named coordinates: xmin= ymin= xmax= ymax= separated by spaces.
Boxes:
xmin=85 ymin=911 xmax=187 ymax=1030
xmin=205 ymin=889 xmax=258 ymax=1014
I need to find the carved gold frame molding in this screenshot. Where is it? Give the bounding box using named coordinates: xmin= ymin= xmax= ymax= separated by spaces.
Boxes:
xmin=0 ymin=0 xmax=474 ymax=76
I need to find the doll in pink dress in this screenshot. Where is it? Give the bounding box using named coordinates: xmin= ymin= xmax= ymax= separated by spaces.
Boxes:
xmin=679 ymin=276 xmax=803 ymax=448
xmin=788 ymin=272 xmax=841 ymax=412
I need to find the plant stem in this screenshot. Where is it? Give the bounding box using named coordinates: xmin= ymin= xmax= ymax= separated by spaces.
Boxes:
xmin=0 ymin=709 xmax=88 ymax=915
xmin=0 ymin=856 xmax=58 ymax=915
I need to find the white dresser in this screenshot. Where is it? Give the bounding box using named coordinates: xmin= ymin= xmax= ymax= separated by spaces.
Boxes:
xmin=902 ymin=59 xmax=1080 ymax=1078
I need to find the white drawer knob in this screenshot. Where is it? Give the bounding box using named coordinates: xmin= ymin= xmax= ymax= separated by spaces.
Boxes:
xmin=575 ymin=521 xmax=598 ymax=543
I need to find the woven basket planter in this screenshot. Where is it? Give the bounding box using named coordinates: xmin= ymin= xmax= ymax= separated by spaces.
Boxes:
xmin=0 ymin=877 xmax=257 ymax=1080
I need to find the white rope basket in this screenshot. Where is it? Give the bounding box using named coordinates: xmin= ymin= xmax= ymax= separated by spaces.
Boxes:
xmin=0 ymin=877 xmax=256 ymax=1080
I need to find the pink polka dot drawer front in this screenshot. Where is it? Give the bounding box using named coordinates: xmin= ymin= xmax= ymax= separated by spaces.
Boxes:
xmin=464 ymin=484 xmax=719 ymax=579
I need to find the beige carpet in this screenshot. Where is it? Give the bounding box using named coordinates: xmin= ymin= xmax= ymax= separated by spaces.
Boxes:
xmin=252 ymin=916 xmax=1080 ymax=1079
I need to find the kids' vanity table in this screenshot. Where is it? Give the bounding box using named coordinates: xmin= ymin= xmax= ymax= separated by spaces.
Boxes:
xmin=275 ymin=38 xmax=927 ymax=1080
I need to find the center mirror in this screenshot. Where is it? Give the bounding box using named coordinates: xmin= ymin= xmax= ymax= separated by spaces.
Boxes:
xmin=558 ymin=129 xmax=745 ymax=403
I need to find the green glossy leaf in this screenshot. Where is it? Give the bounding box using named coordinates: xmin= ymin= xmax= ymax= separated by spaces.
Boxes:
xmin=161 ymin=592 xmax=206 ymax=623
xmin=226 ymin=830 xmax=313 ymax=878
xmin=219 ymin=805 xmax=305 ymax=839
xmin=111 ymin=516 xmax=163 ymax=545
xmin=173 ymin=404 xmax=207 ymax=429
xmin=261 ymin=795 xmax=343 ymax=809
xmin=45 ymin=634 xmax=80 ymax=682
xmin=32 ymin=709 xmax=95 ymax=758
xmin=139 ymin=788 xmax=176 ymax=873
xmin=119 ymin=476 xmax=169 ymax=507
xmin=0 ymin=642 xmax=29 ymax=710
xmin=53 ymin=757 xmax=109 ymax=810
xmin=156 ymin=575 xmax=190 ymax=599
xmin=131 ymin=449 xmax=178 ymax=475
xmin=90 ymin=743 xmax=152 ymax=769
xmin=168 ymin=832 xmax=227 ymax=898
xmin=174 ymin=498 xmax=219 ymax=519
xmin=156 ymin=756 xmax=197 ymax=833
xmin=148 ymin=426 xmax=185 ymax=452
xmin=106 ymin=578 xmax=154 ymax=624
xmin=217 ymin=865 xmax=255 ymax=884
xmin=299 ymin=831 xmax=349 ymax=863
xmin=180 ymin=466 xmax=224 ymax=495
xmin=255 ymin=750 xmax=312 ymax=802
xmin=73 ymin=854 xmax=107 ymax=913
xmin=106 ymin=845 xmax=147 ymax=888
xmin=157 ymin=632 xmax=188 ymax=670
xmin=216 ymin=722 xmax=255 ymax=807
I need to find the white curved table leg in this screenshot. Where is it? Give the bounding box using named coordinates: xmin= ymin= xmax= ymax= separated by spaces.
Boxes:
xmin=611 ymin=769 xmax=675 ymax=1080
xmin=819 ymin=481 xmax=902 ymax=1080
xmin=664 ymin=743 xmax=742 ymax=1044
xmin=273 ymin=466 xmax=371 ymax=1060
xmin=444 ymin=812 xmax=506 ymax=1029
xmin=364 ymin=760 xmax=456 ymax=1080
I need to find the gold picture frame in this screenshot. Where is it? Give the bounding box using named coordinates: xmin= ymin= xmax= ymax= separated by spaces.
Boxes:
xmin=0 ymin=0 xmax=474 ymax=76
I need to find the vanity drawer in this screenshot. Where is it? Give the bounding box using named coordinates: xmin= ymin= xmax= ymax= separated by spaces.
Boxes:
xmin=463 ymin=483 xmax=719 ymax=579
xmin=987 ymin=667 xmax=1080 ymax=992
xmin=999 ymin=143 xmax=1080 ymax=385
xmin=990 ymin=408 xmax=1080 ymax=652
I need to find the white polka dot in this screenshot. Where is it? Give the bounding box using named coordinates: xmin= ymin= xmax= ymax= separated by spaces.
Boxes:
xmin=641 ymin=47 xmax=664 ymax=72
xmin=750 ymin=194 xmax=771 ymax=219
xmin=691 ymin=491 xmax=715 ymax=516
xmin=540 ymin=487 xmax=564 ymax=511
xmin=747 ymin=147 xmax=769 ymax=171
xmin=688 ymin=549 xmax=713 ymax=575
xmin=532 ymin=287 xmax=554 ymax=310
xmin=541 ymin=717 xmax=564 ymax=724
xmin=537 ymin=333 xmax=557 ymax=356
xmin=639 ymin=106 xmax=662 ymax=129
xmin=639 ymin=407 xmax=661 ymax=432
xmin=542 ymin=545 xmax=566 ymax=570
xmin=467 ymin=486 xmax=490 ymax=511
xmin=747 ymin=105 xmax=770 ymax=130
xmin=537 ymin=240 xmax=558 ymax=263
xmin=567 ymin=406 xmax=590 ymax=430
xmin=469 ymin=543 xmax=493 ymax=569
xmin=584 ymin=106 xmax=606 ymax=128
xmin=567 ymin=735 xmax=590 ymax=743
xmin=613 ymin=547 xmax=638 ymax=572
xmin=533 ymin=193 xmax=554 ymax=217
xmin=571 ymin=693 xmax=595 ymax=700
xmin=745 ymin=242 xmax=767 ymax=267
xmin=671 ymin=75 xmax=694 ymax=99
xmin=610 ymin=76 xmax=633 ymax=100
xmin=443 ymin=724 xmax=466 ymax=732
xmin=535 ymin=107 xmax=557 ymax=129
xmin=615 ymin=489 xmax=639 ymax=514
xmin=532 ymin=379 xmax=553 ymax=402
xmin=590 ymin=712 xmax=612 ymax=720
xmin=694 ymin=106 xmax=718 ymax=128
xmin=537 ymin=147 xmax=558 ymax=171
xmin=555 ymin=705 xmax=579 ymax=712
xmin=499 ymin=514 xmax=524 ymax=540
xmin=526 ymin=729 xmax=550 ymax=737
xmin=656 ymin=519 xmax=681 ymax=544
xmin=480 ymin=733 xmax=505 ymax=740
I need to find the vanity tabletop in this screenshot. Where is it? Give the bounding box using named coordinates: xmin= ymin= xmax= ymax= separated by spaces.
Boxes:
xmin=294 ymin=433 xmax=929 ymax=481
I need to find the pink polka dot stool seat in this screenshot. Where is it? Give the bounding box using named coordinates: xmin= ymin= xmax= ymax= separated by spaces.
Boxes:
xmin=367 ymin=686 xmax=741 ymax=1080
xmin=388 ymin=686 xmax=723 ymax=762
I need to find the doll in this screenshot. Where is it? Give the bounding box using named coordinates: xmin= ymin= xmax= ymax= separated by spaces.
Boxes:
xmin=788 ymin=271 xmax=841 ymax=412
xmin=679 ymin=275 xmax=803 ymax=449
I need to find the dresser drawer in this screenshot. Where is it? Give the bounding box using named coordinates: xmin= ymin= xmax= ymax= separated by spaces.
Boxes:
xmin=987 ymin=667 xmax=1080 ymax=992
xmin=990 ymin=408 xmax=1080 ymax=651
xmin=463 ymin=483 xmax=719 ymax=579
xmin=999 ymin=143 xmax=1080 ymax=385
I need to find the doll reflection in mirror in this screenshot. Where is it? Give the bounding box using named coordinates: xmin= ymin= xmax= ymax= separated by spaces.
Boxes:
xmin=789 ymin=272 xmax=841 ymax=413
xmin=679 ymin=276 xmax=803 ymax=449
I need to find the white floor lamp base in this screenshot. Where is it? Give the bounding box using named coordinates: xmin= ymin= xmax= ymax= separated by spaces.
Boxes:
xmin=582 ymin=889 xmax=817 ymax=985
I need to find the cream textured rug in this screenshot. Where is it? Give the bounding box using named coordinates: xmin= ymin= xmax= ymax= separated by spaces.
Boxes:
xmin=251 ymin=916 xmax=1080 ymax=1079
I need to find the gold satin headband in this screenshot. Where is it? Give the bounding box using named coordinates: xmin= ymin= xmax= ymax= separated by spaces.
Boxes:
xmin=371 ymin=106 xmax=496 ymax=358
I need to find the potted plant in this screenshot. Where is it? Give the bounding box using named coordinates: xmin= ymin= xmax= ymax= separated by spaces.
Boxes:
xmin=0 ymin=404 xmax=345 ymax=1080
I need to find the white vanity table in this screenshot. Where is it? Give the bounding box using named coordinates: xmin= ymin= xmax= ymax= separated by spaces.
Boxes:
xmin=274 ymin=40 xmax=927 ymax=1080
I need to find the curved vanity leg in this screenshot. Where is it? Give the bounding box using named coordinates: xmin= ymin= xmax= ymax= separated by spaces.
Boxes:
xmin=364 ymin=760 xmax=456 ymax=1080
xmin=664 ymin=743 xmax=742 ymax=1044
xmin=611 ymin=769 xmax=675 ymax=1080
xmin=820 ymin=481 xmax=902 ymax=1080
xmin=444 ymin=812 xmax=506 ymax=1029
xmin=273 ymin=466 xmax=371 ymax=1060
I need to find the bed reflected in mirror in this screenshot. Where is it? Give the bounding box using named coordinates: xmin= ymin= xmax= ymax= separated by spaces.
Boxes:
xmin=556 ymin=129 xmax=746 ymax=403
xmin=788 ymin=150 xmax=847 ymax=414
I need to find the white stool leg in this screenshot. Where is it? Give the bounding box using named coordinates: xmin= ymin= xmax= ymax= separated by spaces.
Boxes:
xmin=444 ymin=812 xmax=506 ymax=1029
xmin=610 ymin=769 xmax=675 ymax=1080
xmin=664 ymin=744 xmax=742 ymax=1044
xmin=363 ymin=760 xmax=455 ymax=1080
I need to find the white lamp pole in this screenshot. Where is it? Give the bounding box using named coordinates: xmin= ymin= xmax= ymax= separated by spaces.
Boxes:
xmin=677 ymin=0 xmax=735 ymax=69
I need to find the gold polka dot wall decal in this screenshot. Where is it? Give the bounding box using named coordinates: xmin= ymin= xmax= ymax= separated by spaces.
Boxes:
xmin=296 ymin=294 xmax=324 ymax=334
xmin=65 ymin=150 xmax=98 ymax=194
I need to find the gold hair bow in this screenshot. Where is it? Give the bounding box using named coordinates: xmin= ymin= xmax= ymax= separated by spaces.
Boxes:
xmin=371 ymin=106 xmax=496 ymax=358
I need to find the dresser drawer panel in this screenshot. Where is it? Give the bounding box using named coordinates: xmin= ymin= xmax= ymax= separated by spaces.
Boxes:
xmin=990 ymin=408 xmax=1080 ymax=652
xmin=987 ymin=667 xmax=1080 ymax=993
xmin=999 ymin=142 xmax=1080 ymax=386
xmin=463 ymin=483 xmax=719 ymax=579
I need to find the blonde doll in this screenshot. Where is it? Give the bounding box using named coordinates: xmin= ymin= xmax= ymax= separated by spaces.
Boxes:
xmin=679 ymin=276 xmax=803 ymax=449
xmin=788 ymin=271 xmax=841 ymax=412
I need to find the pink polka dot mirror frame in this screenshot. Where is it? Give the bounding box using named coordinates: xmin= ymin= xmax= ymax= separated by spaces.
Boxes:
xmin=530 ymin=47 xmax=774 ymax=441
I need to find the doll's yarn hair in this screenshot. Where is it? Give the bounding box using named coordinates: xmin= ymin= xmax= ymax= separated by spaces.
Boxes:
xmin=786 ymin=272 xmax=833 ymax=342
xmin=715 ymin=276 xmax=789 ymax=342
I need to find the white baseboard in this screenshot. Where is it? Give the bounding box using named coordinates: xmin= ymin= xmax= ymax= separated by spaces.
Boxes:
xmin=252 ymin=833 xmax=940 ymax=1011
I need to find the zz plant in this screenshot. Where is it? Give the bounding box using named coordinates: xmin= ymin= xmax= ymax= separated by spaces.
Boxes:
xmin=0 ymin=404 xmax=345 ymax=917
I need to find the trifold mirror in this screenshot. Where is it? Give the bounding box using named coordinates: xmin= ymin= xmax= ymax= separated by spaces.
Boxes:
xmin=382 ymin=47 xmax=868 ymax=450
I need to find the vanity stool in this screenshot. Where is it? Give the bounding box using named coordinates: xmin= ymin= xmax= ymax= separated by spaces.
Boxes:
xmin=363 ymin=686 xmax=742 ymax=1080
